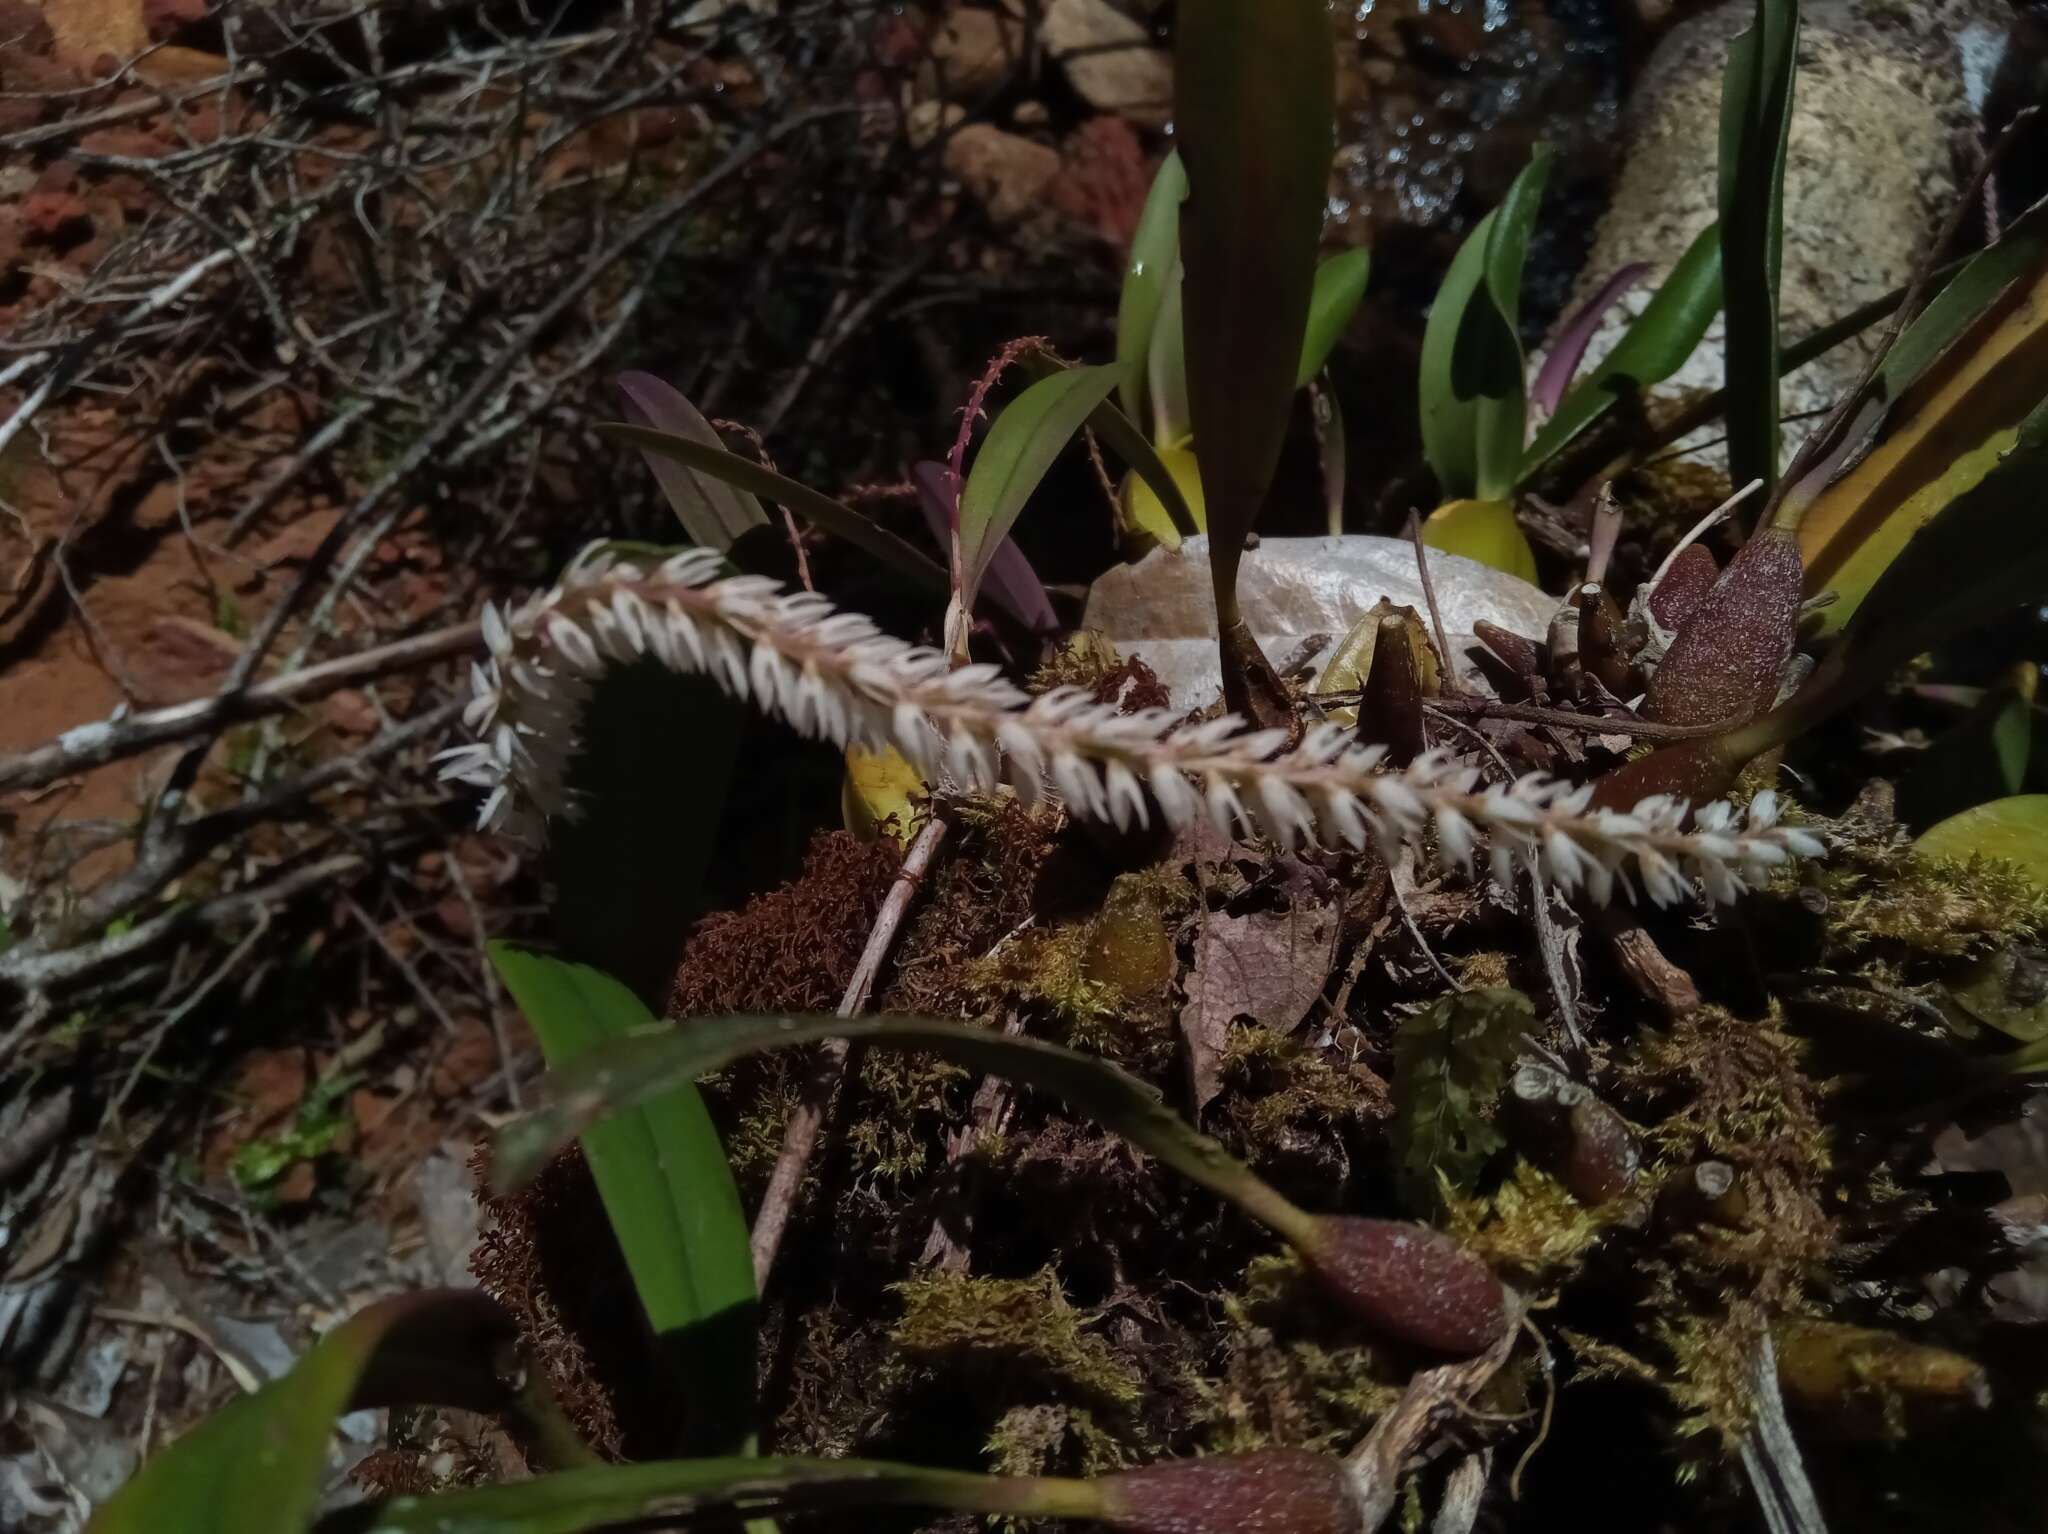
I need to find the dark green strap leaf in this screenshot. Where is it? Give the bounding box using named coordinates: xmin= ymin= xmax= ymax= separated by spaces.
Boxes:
xmin=492 ymin=1014 xmax=1304 ymax=1243
xmin=1464 ymin=146 xmax=1554 ymax=501
xmin=1174 ymin=0 xmax=1334 ymax=622
xmin=89 ymin=1292 xmax=515 ymax=1534
xmin=1717 ymin=0 xmax=1801 ymax=498
xmin=958 ymin=364 xmax=1127 ymax=603
xmin=1116 ymin=151 xmax=1189 ymax=429
xmin=489 ymin=946 xmax=758 ymax=1454
xmin=615 ymin=374 xmax=769 ymax=550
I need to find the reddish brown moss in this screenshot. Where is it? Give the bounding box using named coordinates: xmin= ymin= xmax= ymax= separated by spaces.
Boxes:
xmin=669 ymin=830 xmax=900 ymax=1017
xmin=467 ymin=1145 xmax=662 ymax=1461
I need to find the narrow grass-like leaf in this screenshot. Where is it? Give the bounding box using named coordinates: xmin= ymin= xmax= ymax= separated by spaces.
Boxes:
xmin=597 ymin=423 xmax=949 ymax=594
xmin=494 ymin=1015 xmax=1310 ymax=1243
xmin=1296 ymin=248 xmax=1372 ymax=389
xmin=1466 ymin=146 xmax=1554 ymax=501
xmin=1420 ymin=214 xmax=1495 ymax=501
xmin=317 ymin=1457 xmax=1101 ymax=1534
xmin=616 ymin=374 xmax=769 ymax=550
xmin=1021 ymin=353 xmax=1202 ymax=537
xmin=1175 ymin=0 xmax=1334 ymax=632
xmin=1117 ymin=151 xmax=1188 ymax=428
xmin=1522 ymin=226 xmax=1721 ymax=475
xmin=89 ymin=1292 xmax=514 ymax=1534
xmin=489 ymin=947 xmax=758 ymax=1454
xmin=958 ymin=364 xmax=1127 ymax=605
xmin=1146 ymin=268 xmax=1192 ymax=446
xmin=1716 ymin=0 xmax=1800 ymax=496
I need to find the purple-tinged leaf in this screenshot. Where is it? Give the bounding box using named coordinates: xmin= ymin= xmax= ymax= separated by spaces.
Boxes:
xmin=616 ymin=373 xmax=768 ymax=551
xmin=913 ymin=461 xmax=1056 ymax=634
xmin=1531 ymin=263 xmax=1649 ymax=418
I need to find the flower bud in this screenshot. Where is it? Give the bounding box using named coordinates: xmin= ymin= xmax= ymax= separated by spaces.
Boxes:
xmin=1097 ymin=1451 xmax=1364 ymax=1534
xmin=1300 ymin=1216 xmax=1507 ymax=1354
xmin=1643 ymin=527 xmax=1804 ymax=727
xmin=1645 ymin=542 xmax=1718 ymax=634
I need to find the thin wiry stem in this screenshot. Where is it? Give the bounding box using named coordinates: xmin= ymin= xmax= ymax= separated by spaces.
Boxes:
xmin=438 ymin=544 xmax=1826 ymax=908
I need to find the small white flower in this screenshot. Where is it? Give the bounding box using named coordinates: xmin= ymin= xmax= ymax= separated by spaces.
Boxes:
xmin=442 ymin=546 xmax=1825 ymax=902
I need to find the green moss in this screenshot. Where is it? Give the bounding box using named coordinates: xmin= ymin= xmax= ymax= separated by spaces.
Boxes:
xmin=1196 ymin=1252 xmax=1404 ymax=1454
xmin=1442 ymin=1161 xmax=1616 ymax=1285
xmin=889 ymin=1268 xmax=1141 ymax=1411
xmin=846 ymin=1049 xmax=971 ymax=1187
xmin=1215 ymin=1027 xmax=1386 ymax=1157
xmin=985 ymin=1403 xmax=1128 ymax=1480
xmin=1806 ymin=831 xmax=2048 ymax=961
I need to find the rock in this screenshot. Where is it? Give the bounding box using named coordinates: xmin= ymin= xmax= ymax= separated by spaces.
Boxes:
xmin=1047 ymin=115 xmax=1151 ymax=246
xmin=1042 ymin=0 xmax=1172 ymax=127
xmin=1081 ymin=535 xmax=1556 ymax=710
xmin=906 ymin=96 xmax=965 ymax=150
xmin=930 ymin=4 xmax=1026 ymax=100
xmin=943 ymin=122 xmax=1061 ymax=224
xmin=1545 ymin=0 xmax=2005 ymax=467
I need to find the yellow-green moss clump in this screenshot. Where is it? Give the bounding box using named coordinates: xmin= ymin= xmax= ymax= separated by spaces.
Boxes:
xmin=889 ymin=1268 xmax=1141 ymax=1413
xmin=1808 ymin=836 xmax=2048 ymax=961
xmin=1621 ymin=1004 xmax=1838 ymax=1455
xmin=964 ymin=868 xmax=1190 ymax=1069
xmin=1196 ymin=1253 xmax=1405 ymax=1454
xmin=1442 ymin=1161 xmax=1618 ymax=1286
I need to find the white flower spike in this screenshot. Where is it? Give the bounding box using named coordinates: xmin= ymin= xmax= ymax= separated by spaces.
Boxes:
xmin=436 ymin=544 xmax=1827 ymax=906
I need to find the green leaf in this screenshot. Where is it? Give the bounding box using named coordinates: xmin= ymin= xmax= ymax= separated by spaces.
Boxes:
xmin=1296 ymin=248 xmax=1372 ymax=389
xmin=317 ymin=1456 xmax=1094 ymax=1534
xmin=1716 ymin=0 xmax=1800 ymax=496
xmin=1458 ymin=147 xmax=1554 ymax=500
xmin=1116 ymin=151 xmax=1188 ymax=428
xmin=1418 ymin=498 xmax=1539 ymax=585
xmin=1812 ymin=399 xmax=2048 ymax=708
xmin=615 ymin=374 xmax=769 ymax=550
xmin=493 ymin=1014 xmax=1311 ymax=1248
xmin=1420 ymin=213 xmax=1496 ymax=501
xmin=1019 ymin=353 xmax=1201 ymax=537
xmin=1913 ymin=796 xmax=2048 ymax=892
xmin=89 ymin=1291 xmax=515 ymax=1534
xmin=1175 ymin=0 xmax=1335 ymax=626
xmin=958 ymin=364 xmax=1128 ymax=605
xmin=1146 ymin=268 xmax=1192 ymax=446
xmin=1792 ymin=255 xmax=2048 ymax=628
xmin=488 ymin=947 xmax=758 ymax=1454
xmin=1390 ymin=988 xmax=1535 ymax=1215
xmin=597 ymin=423 xmax=949 ymax=595
xmin=1521 ymin=223 xmax=1722 ymax=476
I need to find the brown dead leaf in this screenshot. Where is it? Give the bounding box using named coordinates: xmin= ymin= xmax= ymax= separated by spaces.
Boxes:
xmin=1180 ymin=902 xmax=1339 ymax=1110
